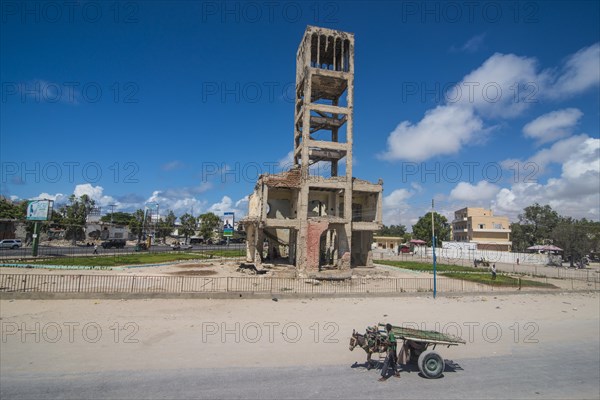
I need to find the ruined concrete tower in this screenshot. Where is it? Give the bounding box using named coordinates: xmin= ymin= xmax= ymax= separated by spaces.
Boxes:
xmin=243 ymin=26 xmax=383 ymax=276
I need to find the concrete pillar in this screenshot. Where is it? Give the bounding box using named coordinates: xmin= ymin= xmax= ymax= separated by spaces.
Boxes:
xmin=245 ymin=224 xmax=256 ymax=263
xmin=306 ymin=220 xmax=329 ymax=271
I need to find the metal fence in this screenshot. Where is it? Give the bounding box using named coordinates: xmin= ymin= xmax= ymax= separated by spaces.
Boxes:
xmin=494 ymin=263 xmax=600 ymax=282
xmin=374 ymin=254 xmax=600 ymax=283
xmin=1 ymin=273 xmax=581 ymax=295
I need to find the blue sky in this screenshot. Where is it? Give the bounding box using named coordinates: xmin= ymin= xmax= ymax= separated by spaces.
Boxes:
xmin=1 ymin=0 xmax=599 ymax=227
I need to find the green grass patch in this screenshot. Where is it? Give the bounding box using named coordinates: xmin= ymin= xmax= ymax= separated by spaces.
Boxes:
xmin=204 ymin=249 xmax=245 ymax=257
xmin=24 ymin=252 xmax=210 ymax=267
xmin=16 ymin=249 xmax=245 ymax=267
xmin=442 ymin=272 xmax=557 ymax=288
xmin=377 ymin=260 xmax=479 ymax=272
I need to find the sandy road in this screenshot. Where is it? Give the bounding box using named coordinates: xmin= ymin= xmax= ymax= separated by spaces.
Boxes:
xmin=1 ymin=292 xmax=598 ymax=398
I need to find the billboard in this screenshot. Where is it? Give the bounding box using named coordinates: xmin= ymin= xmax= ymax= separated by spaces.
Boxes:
xmin=223 ymin=212 xmax=234 ymax=237
xmin=26 ymin=200 xmax=53 ymax=221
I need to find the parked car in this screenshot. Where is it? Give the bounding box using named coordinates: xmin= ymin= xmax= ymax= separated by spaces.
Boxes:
xmin=0 ymin=239 xmax=22 ymax=249
xmin=398 ymin=245 xmax=411 ymax=254
xmin=171 ymin=242 xmax=192 ymax=250
xmin=101 ymin=239 xmax=126 ymax=249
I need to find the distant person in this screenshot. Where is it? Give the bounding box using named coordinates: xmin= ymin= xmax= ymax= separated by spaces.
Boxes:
xmin=516 ymin=258 xmax=519 ymax=265
xmin=491 ymin=263 xmax=497 ymax=280
xmin=93 ymin=244 xmax=98 ymax=254
xmin=379 ymin=323 xmax=401 ymax=381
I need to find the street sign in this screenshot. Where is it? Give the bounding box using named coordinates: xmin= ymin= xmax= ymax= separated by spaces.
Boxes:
xmin=223 ymin=212 xmax=234 ymax=237
xmin=26 ymin=200 xmax=53 ymax=221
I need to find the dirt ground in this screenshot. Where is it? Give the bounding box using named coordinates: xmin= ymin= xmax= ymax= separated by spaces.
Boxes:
xmin=0 ymin=260 xmax=424 ymax=279
xmin=1 ymin=292 xmax=598 ymax=375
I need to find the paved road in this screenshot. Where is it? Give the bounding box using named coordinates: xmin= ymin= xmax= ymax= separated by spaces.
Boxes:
xmin=1 ymin=341 xmax=598 ymax=399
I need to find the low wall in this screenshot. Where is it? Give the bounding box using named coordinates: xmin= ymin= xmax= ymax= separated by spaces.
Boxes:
xmin=374 ymin=247 xmax=552 ymax=265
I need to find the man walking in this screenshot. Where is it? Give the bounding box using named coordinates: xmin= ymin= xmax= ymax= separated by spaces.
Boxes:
xmin=379 ymin=323 xmax=401 ymax=381
xmin=491 ymin=263 xmax=497 ymax=280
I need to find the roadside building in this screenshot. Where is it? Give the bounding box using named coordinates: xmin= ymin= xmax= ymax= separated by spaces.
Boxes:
xmin=451 ymin=207 xmax=512 ymax=251
xmin=0 ymin=219 xmax=28 ymax=241
xmin=85 ymin=222 xmax=131 ymax=241
xmin=373 ymin=236 xmax=404 ymax=253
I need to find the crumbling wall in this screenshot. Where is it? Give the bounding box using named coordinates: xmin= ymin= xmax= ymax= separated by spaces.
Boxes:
xmin=247 ymin=192 xmax=261 ymax=218
xmin=305 ymin=220 xmax=329 ymax=272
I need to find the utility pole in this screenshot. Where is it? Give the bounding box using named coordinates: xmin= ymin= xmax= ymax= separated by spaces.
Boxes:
xmin=431 ymin=199 xmax=437 ymax=299
xmin=108 ymin=204 xmax=116 ymax=224
xmin=156 ymin=204 xmax=160 ymax=244
xmin=145 ymin=202 xmax=159 ymax=247
xmin=32 ymin=221 xmax=40 ymax=257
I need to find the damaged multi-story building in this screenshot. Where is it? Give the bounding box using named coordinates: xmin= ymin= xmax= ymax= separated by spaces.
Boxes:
xmin=242 ymin=26 xmax=383 ymax=276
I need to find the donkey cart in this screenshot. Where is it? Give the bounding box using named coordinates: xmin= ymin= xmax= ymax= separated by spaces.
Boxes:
xmin=350 ymin=323 xmax=466 ymax=379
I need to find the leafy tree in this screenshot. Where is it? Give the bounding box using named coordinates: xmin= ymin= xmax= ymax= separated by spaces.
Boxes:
xmin=510 ymin=222 xmax=526 ymax=252
xmin=579 ymin=218 xmax=600 ymax=253
xmin=411 ymin=212 xmax=450 ymax=247
xmin=179 ymin=213 xmax=197 ymax=243
xmin=60 ymin=194 xmax=95 ymax=243
xmin=129 ymin=209 xmax=146 ymax=243
xmin=511 ymin=203 xmax=561 ymax=252
xmin=157 ymin=210 xmax=176 ymax=240
xmin=551 ymin=218 xmax=591 ymax=265
xmin=376 ymin=224 xmax=407 ymax=237
xmin=0 ymin=197 xmax=24 ymax=219
xmin=100 ymin=212 xmax=133 ymax=226
xmin=198 ymin=212 xmax=221 ymax=241
xmin=1 ymin=197 xmax=65 ymax=239
xmin=49 ymin=209 xmax=64 ymax=227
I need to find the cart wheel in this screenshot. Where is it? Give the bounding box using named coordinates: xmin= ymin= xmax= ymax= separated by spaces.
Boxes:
xmin=418 ymin=350 xmax=445 ymax=379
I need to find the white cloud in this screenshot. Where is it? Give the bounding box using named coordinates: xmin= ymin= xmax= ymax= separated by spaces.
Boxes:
xmin=235 ymin=195 xmax=249 ymax=208
xmin=73 ymin=184 xmax=118 ymax=208
xmin=523 ymin=108 xmax=583 ymax=144
xmin=525 ymin=134 xmax=590 ymax=174
xmin=381 ymin=188 xmax=417 ymax=227
xmin=207 ymin=195 xmax=249 ymax=219
xmin=454 ymin=53 xmax=549 ymax=119
xmin=561 ymin=137 xmax=600 ymax=180
xmin=449 ymin=181 xmax=500 ymax=202
xmin=208 ymin=196 xmax=234 ymax=214
xmin=493 ymin=137 xmax=600 ymax=220
xmin=379 ymin=105 xmax=484 ymax=162
xmin=146 ymin=188 xmax=208 ymax=217
xmin=278 ymin=151 xmax=294 ymax=170
xmin=381 ymin=44 xmax=599 ymax=162
xmin=410 ymin=182 xmax=423 ymax=192
xmin=383 ymin=188 xmax=413 ymax=208
xmin=552 ymin=43 xmax=600 ymax=97
xmin=161 ymin=160 xmax=184 ymax=171
xmin=29 ymin=183 xmax=255 ymax=221
xmin=34 ymin=184 xmax=122 ymax=210
xmin=33 ymin=192 xmax=68 ymax=204
xmin=455 ymin=33 xmax=486 ymax=53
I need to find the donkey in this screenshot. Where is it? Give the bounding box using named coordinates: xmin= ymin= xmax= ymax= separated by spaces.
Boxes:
xmin=349 ymin=328 xmax=387 ymax=369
